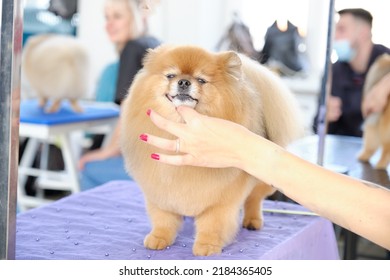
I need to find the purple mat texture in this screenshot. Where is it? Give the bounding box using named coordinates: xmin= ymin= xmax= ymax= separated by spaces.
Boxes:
xmin=16 ymin=180 xmax=339 ymax=260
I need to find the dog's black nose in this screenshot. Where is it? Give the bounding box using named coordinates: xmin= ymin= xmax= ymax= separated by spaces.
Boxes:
xmin=178 ymin=79 xmax=191 ymax=90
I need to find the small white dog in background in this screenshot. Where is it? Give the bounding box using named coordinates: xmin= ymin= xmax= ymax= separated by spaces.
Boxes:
xmin=22 ymin=34 xmax=89 ymax=113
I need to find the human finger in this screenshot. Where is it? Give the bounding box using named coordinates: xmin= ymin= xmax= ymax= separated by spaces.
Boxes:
xmin=327 ymin=106 xmax=341 ymax=122
xmin=148 ymin=109 xmax=184 ymax=137
xmin=176 ymin=106 xmax=201 ymax=123
xmin=78 ymin=159 xmax=86 ymax=170
xmin=328 ymin=96 xmax=342 ymax=109
xmin=78 ymin=154 xmax=93 ymax=170
xmin=139 ymin=133 xmax=177 ymax=153
xmin=149 ymin=152 xmax=195 ymax=166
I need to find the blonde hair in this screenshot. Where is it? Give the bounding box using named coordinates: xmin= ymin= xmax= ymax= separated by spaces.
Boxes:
xmin=105 ymin=0 xmax=156 ymax=38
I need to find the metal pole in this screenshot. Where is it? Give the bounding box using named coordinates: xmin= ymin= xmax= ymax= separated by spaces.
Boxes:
xmin=316 ymin=0 xmax=335 ymax=166
xmin=0 ymin=0 xmax=23 ymax=259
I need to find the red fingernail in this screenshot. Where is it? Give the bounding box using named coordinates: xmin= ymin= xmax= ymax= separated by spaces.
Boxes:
xmin=139 ymin=134 xmax=148 ymax=142
xmin=146 ymin=109 xmax=151 ymax=116
xmin=151 ymin=153 xmax=160 ymax=160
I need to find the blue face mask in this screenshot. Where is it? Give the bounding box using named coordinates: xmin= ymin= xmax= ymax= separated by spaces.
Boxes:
xmin=333 ymin=40 xmax=356 ymax=62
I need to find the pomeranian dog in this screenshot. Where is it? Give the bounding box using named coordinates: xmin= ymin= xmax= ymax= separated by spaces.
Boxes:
xmin=23 ymin=34 xmax=89 ymax=113
xmin=358 ymin=53 xmax=390 ymax=169
xmin=120 ymin=45 xmax=304 ymax=256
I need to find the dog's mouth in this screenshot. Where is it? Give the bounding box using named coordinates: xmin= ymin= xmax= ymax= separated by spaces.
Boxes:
xmin=165 ymin=93 xmax=199 ymax=108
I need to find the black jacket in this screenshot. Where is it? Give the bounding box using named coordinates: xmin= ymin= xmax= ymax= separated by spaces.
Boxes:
xmin=115 ymin=36 xmax=160 ymax=104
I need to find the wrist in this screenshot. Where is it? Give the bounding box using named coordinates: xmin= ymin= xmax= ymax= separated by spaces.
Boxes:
xmin=102 ymin=145 xmax=121 ymax=158
xmin=237 ymin=132 xmax=284 ymax=185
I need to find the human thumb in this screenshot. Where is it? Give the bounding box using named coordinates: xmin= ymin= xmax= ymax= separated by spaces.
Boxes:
xmin=176 ymin=106 xmax=199 ymax=122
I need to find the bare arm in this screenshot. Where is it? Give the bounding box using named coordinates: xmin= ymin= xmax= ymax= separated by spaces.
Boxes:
xmin=143 ymin=107 xmax=390 ymax=250
xmin=242 ymin=132 xmax=390 ymax=250
xmin=78 ymin=118 xmax=122 ymax=170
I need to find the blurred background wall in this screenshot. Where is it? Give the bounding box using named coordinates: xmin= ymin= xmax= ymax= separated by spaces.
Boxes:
xmin=23 ymin=0 xmax=390 ymax=131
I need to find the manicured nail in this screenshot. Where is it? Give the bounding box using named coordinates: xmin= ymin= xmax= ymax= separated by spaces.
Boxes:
xmin=146 ymin=109 xmax=151 ymax=116
xmin=151 ymin=153 xmax=160 ymax=160
xmin=139 ymin=134 xmax=148 ymax=142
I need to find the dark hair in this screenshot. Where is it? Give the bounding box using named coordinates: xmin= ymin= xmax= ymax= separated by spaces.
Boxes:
xmin=338 ymin=8 xmax=373 ymax=27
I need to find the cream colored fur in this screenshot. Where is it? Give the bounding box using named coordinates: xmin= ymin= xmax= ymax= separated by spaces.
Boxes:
xmin=358 ymin=53 xmax=390 ymax=169
xmin=23 ymin=34 xmax=89 ymax=113
xmin=120 ymin=45 xmax=304 ymax=256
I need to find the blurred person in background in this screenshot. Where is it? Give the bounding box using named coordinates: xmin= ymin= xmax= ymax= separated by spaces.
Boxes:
xmin=314 ymin=8 xmax=390 ymax=137
xmin=78 ymin=0 xmax=160 ymax=189
xmin=78 ymin=0 xmax=160 ymax=168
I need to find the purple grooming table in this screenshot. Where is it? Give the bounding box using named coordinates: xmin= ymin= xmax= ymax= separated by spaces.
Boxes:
xmin=15 ymin=180 xmax=339 ymax=260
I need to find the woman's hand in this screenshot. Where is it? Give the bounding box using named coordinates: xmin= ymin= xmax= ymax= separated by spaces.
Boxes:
xmin=326 ymin=96 xmax=342 ymax=122
xmin=141 ymin=106 xmax=255 ymax=169
xmin=78 ymin=146 xmax=121 ymax=170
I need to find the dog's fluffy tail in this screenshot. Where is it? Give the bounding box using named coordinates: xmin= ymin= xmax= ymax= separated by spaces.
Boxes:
xmin=262 ymin=70 xmax=305 ymax=146
xmin=241 ymin=55 xmax=305 ymax=147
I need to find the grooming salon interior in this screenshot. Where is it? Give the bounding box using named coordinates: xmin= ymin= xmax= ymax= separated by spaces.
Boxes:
xmin=1 ymin=0 xmax=390 ymax=262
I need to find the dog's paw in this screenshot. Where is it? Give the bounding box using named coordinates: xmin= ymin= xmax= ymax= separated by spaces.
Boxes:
xmin=193 ymin=243 xmax=222 ymax=256
xmin=45 ymin=102 xmax=61 ymax=113
xmin=242 ymin=217 xmax=263 ymax=231
xmin=45 ymin=107 xmax=60 ymax=114
xmin=70 ymin=103 xmax=83 ymax=113
xmin=357 ymin=152 xmax=371 ymax=163
xmin=375 ymin=161 xmax=388 ymax=170
xmin=38 ymin=98 xmax=46 ymax=108
xmin=144 ymin=233 xmax=171 ymax=250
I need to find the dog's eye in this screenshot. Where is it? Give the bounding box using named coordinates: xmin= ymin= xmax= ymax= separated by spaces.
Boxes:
xmin=166 ymin=74 xmax=176 ymax=79
xmin=197 ymin=78 xmax=207 ymax=84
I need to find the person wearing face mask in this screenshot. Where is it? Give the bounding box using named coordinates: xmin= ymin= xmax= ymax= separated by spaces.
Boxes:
xmin=313 ymin=8 xmax=390 ymax=137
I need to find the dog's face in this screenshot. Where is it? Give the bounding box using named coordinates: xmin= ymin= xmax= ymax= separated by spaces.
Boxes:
xmin=164 ymin=72 xmax=205 ymax=109
xmin=138 ymin=45 xmax=244 ymax=120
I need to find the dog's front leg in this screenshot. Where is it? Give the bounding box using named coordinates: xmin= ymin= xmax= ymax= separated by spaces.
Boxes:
xmin=243 ymin=182 xmax=275 ymax=230
xmin=38 ymin=97 xmax=47 ymax=108
xmin=70 ymin=99 xmax=83 ymax=113
xmin=143 ymin=200 xmax=183 ymax=250
xmin=193 ymin=204 xmax=240 ymax=256
xmin=358 ymin=121 xmax=380 ymax=163
xmin=45 ymin=99 xmax=62 ymax=113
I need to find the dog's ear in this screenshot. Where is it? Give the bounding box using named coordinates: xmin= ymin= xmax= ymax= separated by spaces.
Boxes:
xmin=142 ymin=44 xmax=173 ymax=67
xmin=219 ymin=51 xmax=242 ymax=80
xmin=142 ymin=47 xmax=159 ymax=67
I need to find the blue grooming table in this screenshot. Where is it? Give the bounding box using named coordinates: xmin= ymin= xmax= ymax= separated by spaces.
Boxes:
xmin=18 ymin=99 xmax=120 ymax=211
xmin=20 ymin=99 xmax=119 ymax=125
